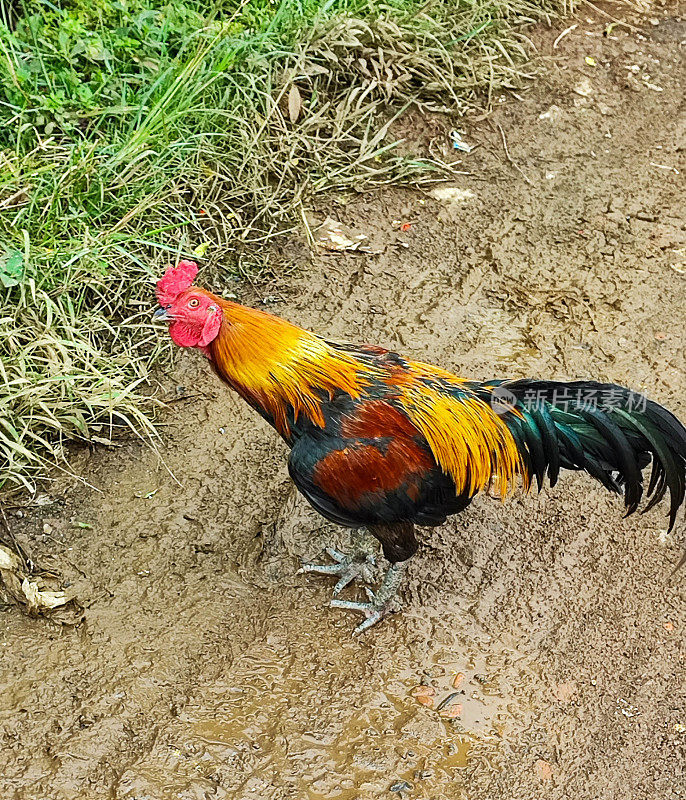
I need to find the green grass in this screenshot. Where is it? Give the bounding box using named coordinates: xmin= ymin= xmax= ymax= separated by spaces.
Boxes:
xmin=0 ymin=0 xmax=572 ymax=494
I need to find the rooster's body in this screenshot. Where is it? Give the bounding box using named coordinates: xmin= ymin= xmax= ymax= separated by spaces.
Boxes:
xmin=155 ymin=261 xmax=686 ymax=633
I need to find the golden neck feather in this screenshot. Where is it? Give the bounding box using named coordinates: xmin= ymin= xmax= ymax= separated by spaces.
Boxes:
xmin=207 ymin=297 xmax=370 ymax=435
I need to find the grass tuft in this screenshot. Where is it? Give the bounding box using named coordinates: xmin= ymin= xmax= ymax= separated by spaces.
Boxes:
xmin=1 ymin=0 xmax=573 ymax=494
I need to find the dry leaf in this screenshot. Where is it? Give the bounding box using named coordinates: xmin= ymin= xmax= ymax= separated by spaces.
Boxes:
xmin=0 ymin=544 xmax=72 ymax=616
xmin=0 ymin=545 xmax=21 ymax=571
xmin=20 ymin=578 xmax=68 ymax=611
xmin=288 ymin=85 xmax=302 ymax=124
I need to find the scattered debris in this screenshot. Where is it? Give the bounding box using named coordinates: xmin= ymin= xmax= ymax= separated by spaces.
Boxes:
xmin=436 ymin=691 xmax=462 ymax=712
xmin=439 ymin=704 xmax=463 ymax=719
xmin=288 ymin=84 xmax=302 ymax=123
xmin=674 ymin=723 xmax=686 ymax=734
xmin=315 ymin=217 xmax=371 ymax=252
xmin=551 ymin=682 xmax=578 ymax=703
xmin=390 ymin=780 xmax=413 ymax=794
xmin=553 ymin=23 xmax=578 ymax=49
xmin=642 ymin=76 xmax=664 ymax=92
xmin=496 ymin=122 xmax=532 ymax=184
xmin=452 ymin=671 xmax=465 ymax=689
xmin=617 ymin=698 xmax=640 ymax=718
xmin=539 ymin=105 xmax=563 ymax=122
xmin=430 ymin=187 xmax=475 ymax=205
xmin=410 ymin=685 xmax=436 ymax=698
xmin=573 ymin=77 xmax=594 ymax=97
xmin=135 ymin=488 xmax=159 ymax=500
xmin=585 ymin=56 xmax=597 ymax=66
xmin=650 ymin=162 xmax=679 ymax=174
xmin=449 ymin=129 xmax=473 ymax=153
xmin=663 ymin=620 xmax=675 ymax=632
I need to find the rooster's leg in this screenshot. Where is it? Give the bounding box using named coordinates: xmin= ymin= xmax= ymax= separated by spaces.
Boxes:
xmin=330 ymin=560 xmax=408 ymax=635
xmin=298 ymin=528 xmax=377 ymax=596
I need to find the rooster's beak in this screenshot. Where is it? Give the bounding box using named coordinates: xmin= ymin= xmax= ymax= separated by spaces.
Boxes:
xmin=153 ymin=306 xmax=172 ymax=322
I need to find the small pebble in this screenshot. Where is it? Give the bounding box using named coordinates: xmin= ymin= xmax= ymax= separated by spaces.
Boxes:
xmin=439 ymin=704 xmax=463 ymax=719
xmin=390 ymin=780 xmax=413 ymax=793
xmin=410 ymin=685 xmax=435 ymax=698
xmin=534 ymin=759 xmax=554 ymax=781
xmin=452 ymin=672 xmax=465 ymax=689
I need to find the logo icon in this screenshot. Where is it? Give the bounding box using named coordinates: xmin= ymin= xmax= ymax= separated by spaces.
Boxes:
xmin=490 ymin=385 xmax=518 ymax=415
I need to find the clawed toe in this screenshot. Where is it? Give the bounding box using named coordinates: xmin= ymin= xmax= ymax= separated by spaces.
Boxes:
xmin=332 ymin=563 xmax=374 ymax=595
xmin=298 ymin=538 xmax=376 ymax=597
xmin=330 ymin=590 xmax=400 ymax=635
xmin=329 ymin=561 xmax=409 ymax=635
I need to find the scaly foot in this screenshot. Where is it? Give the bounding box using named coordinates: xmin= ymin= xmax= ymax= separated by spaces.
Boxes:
xmin=330 ymin=561 xmax=408 ymax=635
xmin=298 ymin=529 xmax=377 ymax=596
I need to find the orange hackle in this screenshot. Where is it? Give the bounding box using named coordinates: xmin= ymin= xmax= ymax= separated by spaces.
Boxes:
xmin=207 ymin=294 xmax=378 ymax=436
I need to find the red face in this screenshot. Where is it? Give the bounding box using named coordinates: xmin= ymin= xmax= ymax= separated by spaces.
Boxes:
xmin=157 ymin=289 xmax=222 ymax=349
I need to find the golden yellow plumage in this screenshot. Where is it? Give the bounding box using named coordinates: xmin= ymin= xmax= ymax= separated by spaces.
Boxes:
xmin=398 ymin=370 xmax=524 ymax=498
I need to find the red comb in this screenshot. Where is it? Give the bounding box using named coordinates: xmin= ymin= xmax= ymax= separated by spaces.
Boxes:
xmin=156 ymin=260 xmax=199 ymax=305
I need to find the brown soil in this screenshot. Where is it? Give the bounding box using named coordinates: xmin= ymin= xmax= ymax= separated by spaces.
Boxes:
xmin=1 ymin=8 xmax=685 ymax=800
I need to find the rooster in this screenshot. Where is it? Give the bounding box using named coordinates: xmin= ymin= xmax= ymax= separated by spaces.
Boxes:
xmin=154 ymin=261 xmax=686 ymax=634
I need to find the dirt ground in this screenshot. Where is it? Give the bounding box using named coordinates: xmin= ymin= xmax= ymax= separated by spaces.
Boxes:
xmin=1 ymin=7 xmax=685 ymax=800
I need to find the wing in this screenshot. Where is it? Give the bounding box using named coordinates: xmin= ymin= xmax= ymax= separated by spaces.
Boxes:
xmin=288 ymin=398 xmax=471 ymax=530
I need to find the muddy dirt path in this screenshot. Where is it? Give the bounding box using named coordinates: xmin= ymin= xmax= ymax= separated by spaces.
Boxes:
xmin=1 ymin=9 xmax=685 ymax=800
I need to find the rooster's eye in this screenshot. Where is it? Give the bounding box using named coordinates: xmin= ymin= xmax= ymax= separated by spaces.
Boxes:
xmin=188 ymin=298 xmax=199 ymax=308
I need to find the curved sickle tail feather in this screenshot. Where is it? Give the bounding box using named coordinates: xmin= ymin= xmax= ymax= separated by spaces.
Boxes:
xmin=488 ymin=380 xmax=686 ymax=534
